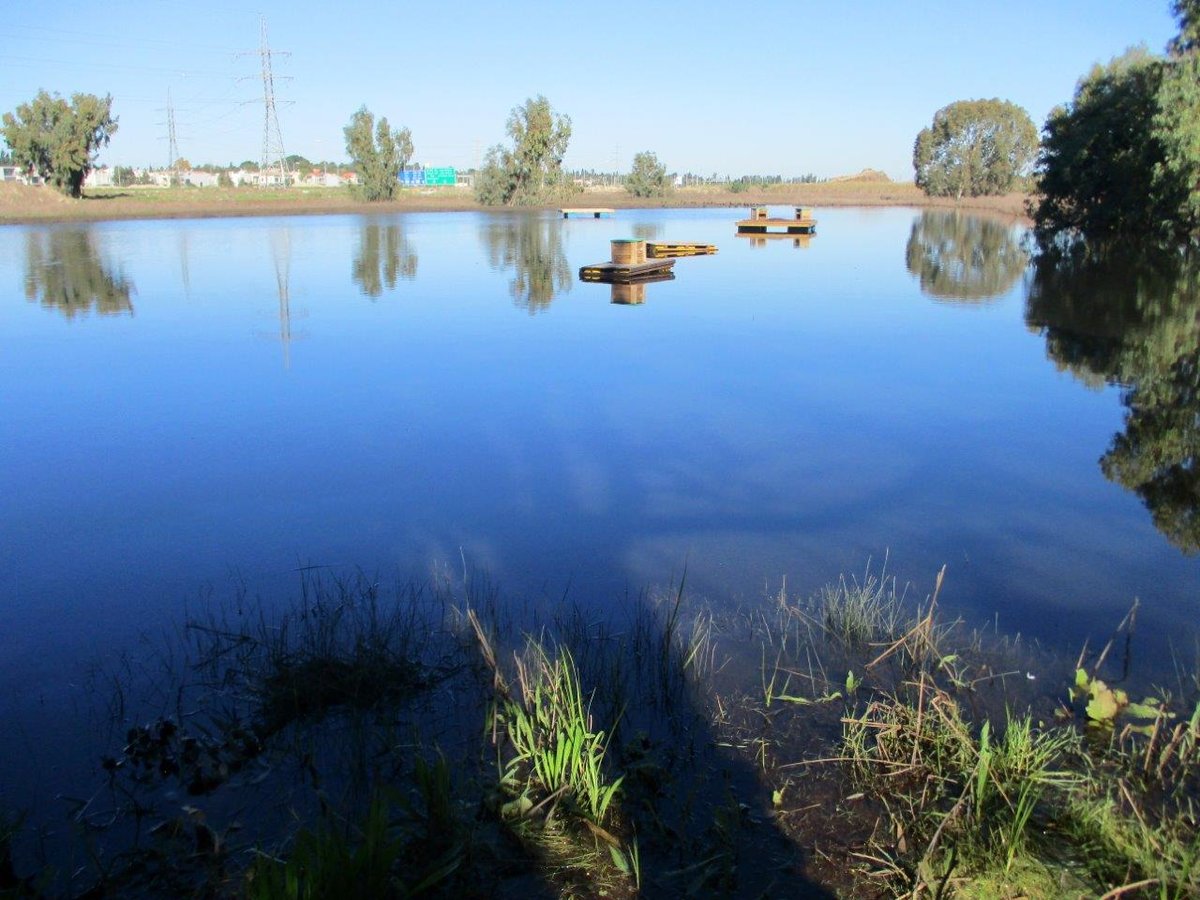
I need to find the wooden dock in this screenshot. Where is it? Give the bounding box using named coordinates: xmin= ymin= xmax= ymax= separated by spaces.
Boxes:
xmin=561 ymin=208 xmax=615 ymax=219
xmin=735 ymin=219 xmax=818 ymax=235
xmin=646 ymin=242 xmax=718 ymax=258
xmin=735 ymin=206 xmax=817 ymax=235
xmin=579 ymin=258 xmax=676 ymax=283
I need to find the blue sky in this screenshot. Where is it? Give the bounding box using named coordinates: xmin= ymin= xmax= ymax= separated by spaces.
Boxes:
xmin=0 ymin=1 xmax=1179 ymax=180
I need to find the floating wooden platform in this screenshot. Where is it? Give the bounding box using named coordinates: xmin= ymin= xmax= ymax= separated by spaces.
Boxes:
xmin=737 ymin=206 xmax=817 ymax=235
xmin=579 ymin=258 xmax=676 ymax=283
xmin=735 ymin=219 xmax=817 ymax=235
xmin=646 ymin=242 xmax=718 ymax=258
xmin=561 ymin=207 xmax=615 ymax=218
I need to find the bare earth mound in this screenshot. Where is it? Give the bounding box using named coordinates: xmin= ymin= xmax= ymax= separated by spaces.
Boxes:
xmin=0 ymin=182 xmax=73 ymax=212
xmin=829 ymin=168 xmax=892 ymax=182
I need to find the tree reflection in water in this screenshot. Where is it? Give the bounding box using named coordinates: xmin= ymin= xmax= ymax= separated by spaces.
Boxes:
xmin=480 ymin=215 xmax=571 ymax=314
xmin=905 ymin=210 xmax=1028 ymax=302
xmin=352 ymin=221 xmax=417 ymax=298
xmin=24 ymin=229 xmax=135 ymax=318
xmin=1027 ymin=245 xmax=1200 ymax=553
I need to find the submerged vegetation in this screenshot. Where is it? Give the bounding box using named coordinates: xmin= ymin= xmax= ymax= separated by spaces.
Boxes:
xmin=1 ymin=563 xmax=1198 ymax=898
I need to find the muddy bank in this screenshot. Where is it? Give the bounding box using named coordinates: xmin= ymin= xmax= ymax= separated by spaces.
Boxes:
xmin=0 ymin=181 xmax=1033 ymax=226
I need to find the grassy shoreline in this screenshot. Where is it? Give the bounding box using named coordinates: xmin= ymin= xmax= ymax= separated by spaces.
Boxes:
xmin=0 ymin=181 xmax=1033 ymax=226
xmin=3 ymin=566 xmax=1195 ymax=898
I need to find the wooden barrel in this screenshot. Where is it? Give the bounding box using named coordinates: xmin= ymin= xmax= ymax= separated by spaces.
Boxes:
xmin=611 ymin=239 xmax=646 ymax=265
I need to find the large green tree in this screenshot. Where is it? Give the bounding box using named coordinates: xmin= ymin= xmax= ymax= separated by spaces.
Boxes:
xmin=625 ymin=151 xmax=670 ymax=198
xmin=343 ymin=106 xmax=413 ymax=201
xmin=912 ymin=99 xmax=1037 ymax=199
xmin=1153 ymin=1 xmax=1200 ymax=238
xmin=1035 ymin=2 xmax=1200 ymax=245
xmin=1034 ymin=48 xmax=1169 ymax=243
xmin=474 ymin=96 xmax=574 ymax=206
xmin=2 ymin=90 xmax=117 ymax=197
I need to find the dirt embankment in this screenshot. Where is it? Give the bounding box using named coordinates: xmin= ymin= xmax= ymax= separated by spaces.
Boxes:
xmin=0 ymin=179 xmax=1033 ymax=226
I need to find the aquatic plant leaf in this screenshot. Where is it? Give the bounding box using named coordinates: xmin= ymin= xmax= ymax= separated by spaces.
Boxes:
xmin=501 ymin=795 xmax=533 ymax=819
xmin=1125 ymin=700 xmax=1169 ymax=720
xmin=777 ymin=692 xmax=841 ymax=705
xmin=1086 ymin=682 xmax=1121 ymax=723
xmin=609 ymin=844 xmax=631 ymax=874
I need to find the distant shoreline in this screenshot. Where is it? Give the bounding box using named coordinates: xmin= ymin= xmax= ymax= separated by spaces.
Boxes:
xmin=0 ymin=180 xmax=1032 ymax=226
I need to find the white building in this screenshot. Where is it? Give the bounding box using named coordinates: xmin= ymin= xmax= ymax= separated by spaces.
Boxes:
xmin=83 ymin=167 xmax=115 ymax=188
xmin=2 ymin=165 xmax=42 ymax=185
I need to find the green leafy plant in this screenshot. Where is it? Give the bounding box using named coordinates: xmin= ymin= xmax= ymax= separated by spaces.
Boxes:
xmin=1069 ymin=669 xmax=1167 ymax=730
xmin=497 ymin=643 xmax=623 ymax=827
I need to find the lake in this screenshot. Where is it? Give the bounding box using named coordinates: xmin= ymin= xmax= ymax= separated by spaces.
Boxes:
xmin=1 ymin=205 xmax=1197 ymax=816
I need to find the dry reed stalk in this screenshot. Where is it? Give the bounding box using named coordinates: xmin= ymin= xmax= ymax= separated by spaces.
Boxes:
xmin=866 ymin=566 xmax=946 ymax=671
xmin=1097 ymin=878 xmax=1161 ymax=899
xmin=910 ymin=672 xmax=928 ymax=770
xmin=1157 ymin=722 xmax=1190 ymax=778
xmin=1090 ymin=599 xmax=1140 ymax=677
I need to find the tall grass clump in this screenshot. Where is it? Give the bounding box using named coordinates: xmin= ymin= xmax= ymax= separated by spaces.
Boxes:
xmin=494 ymin=641 xmax=624 ymax=828
xmin=465 ymin=610 xmax=637 ymax=894
xmin=838 ymin=603 xmax=1200 ymax=898
xmin=814 ymin=563 xmax=906 ymax=649
xmin=1055 ymin=694 xmax=1200 ymax=897
xmin=842 ymin=682 xmax=1080 ymax=894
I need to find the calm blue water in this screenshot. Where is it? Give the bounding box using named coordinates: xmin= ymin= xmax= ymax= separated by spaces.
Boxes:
xmin=1 ymin=206 xmax=1197 ymax=806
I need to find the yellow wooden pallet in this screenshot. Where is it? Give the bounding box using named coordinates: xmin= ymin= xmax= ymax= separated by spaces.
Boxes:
xmin=646 ymin=242 xmax=718 ymax=258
